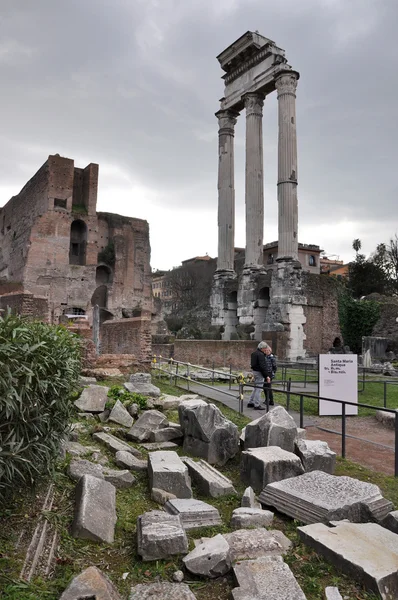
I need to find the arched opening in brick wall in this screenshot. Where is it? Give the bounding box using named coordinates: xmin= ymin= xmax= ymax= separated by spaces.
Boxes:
xmin=69 ymin=220 xmax=87 ymax=266
xmin=91 ymin=285 xmax=107 ymax=309
xmin=96 ymin=265 xmax=112 ymax=285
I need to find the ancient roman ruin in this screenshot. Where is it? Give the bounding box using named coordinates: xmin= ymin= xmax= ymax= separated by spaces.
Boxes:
xmin=0 ymin=154 xmax=152 ymax=324
xmin=211 ymin=32 xmax=307 ymax=360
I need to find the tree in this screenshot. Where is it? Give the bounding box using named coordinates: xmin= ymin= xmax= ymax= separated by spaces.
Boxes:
xmin=348 ymin=253 xmax=389 ymax=298
xmin=371 ymin=235 xmax=398 ymax=293
xmin=352 ymin=238 xmax=362 ymax=254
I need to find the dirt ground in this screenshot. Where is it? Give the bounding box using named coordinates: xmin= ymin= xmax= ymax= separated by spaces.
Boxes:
xmin=307 ymin=416 xmax=396 ymax=475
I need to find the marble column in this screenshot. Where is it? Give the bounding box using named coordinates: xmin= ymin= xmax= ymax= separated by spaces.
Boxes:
xmin=276 ymin=70 xmax=299 ymax=261
xmin=216 ymin=109 xmax=239 ymax=273
xmin=244 ymin=92 xmax=265 ymax=268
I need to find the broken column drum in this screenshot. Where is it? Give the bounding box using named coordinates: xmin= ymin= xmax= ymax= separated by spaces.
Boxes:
xmin=210 ymin=31 xmax=307 ymax=360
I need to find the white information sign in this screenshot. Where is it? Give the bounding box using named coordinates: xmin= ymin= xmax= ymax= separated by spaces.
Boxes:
xmin=319 ymin=354 xmax=358 ymax=416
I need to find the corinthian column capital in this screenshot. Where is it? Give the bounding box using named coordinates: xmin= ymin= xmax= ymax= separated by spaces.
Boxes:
xmin=216 ymin=109 xmax=239 ymax=135
xmin=275 ymin=70 xmax=299 ymax=98
xmin=243 ymin=92 xmax=264 ymax=117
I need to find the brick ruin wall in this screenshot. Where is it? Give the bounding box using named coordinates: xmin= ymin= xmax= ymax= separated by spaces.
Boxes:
xmin=0 ymin=155 xmax=152 ymax=324
xmin=302 ymin=272 xmax=341 ymax=355
xmin=100 ymin=318 xmax=152 ymax=364
xmin=173 ymin=340 xmax=258 ymax=370
xmin=0 ymin=292 xmax=49 ymax=321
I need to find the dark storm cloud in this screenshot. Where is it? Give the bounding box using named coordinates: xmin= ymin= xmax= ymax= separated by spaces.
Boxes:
xmin=1 ymin=0 xmax=397 ymax=267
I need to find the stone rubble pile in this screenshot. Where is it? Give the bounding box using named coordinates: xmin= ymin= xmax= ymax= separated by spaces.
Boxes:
xmin=165 ymin=498 xmax=222 ymax=530
xmin=182 ymin=456 xmax=236 ymax=497
xmin=148 ymin=450 xmax=192 ymax=498
xmin=241 ymin=446 xmax=304 ymax=492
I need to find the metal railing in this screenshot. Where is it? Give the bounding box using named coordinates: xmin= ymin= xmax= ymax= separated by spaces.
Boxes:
xmin=152 ymin=355 xmax=398 ymax=477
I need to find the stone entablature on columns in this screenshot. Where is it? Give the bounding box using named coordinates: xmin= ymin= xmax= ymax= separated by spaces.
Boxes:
xmin=244 ymin=92 xmax=265 ymax=269
xmin=216 ymin=109 xmax=239 ymax=274
xmin=276 ymin=71 xmax=299 ymax=261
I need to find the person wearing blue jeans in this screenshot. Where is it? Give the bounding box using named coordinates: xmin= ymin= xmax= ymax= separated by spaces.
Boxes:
xmin=248 ymin=342 xmax=273 ymax=410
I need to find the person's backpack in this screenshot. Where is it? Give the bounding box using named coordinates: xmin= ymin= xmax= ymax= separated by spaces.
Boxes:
xmin=250 ymin=350 xmax=258 ymax=370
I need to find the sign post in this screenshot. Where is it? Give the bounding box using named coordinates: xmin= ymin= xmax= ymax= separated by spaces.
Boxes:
xmin=319 ymin=354 xmax=358 ymax=416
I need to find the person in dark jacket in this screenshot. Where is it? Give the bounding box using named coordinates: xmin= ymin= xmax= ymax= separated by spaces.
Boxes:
xmin=263 ymin=346 xmax=277 ymax=405
xmin=248 ymin=342 xmax=273 ymax=410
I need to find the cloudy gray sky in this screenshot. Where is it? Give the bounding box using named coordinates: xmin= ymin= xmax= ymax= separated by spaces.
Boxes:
xmin=1 ymin=0 xmax=397 ymax=270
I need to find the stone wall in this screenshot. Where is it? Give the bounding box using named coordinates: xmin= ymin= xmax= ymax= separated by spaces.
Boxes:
xmin=100 ymin=317 xmax=152 ymax=364
xmin=173 ymin=340 xmax=258 ymax=369
xmin=0 ymin=154 xmax=152 ymax=324
xmin=0 ymin=292 xmax=49 ymax=321
xmin=302 ymin=273 xmax=341 ymax=355
xmin=152 ymin=343 xmax=174 ymax=359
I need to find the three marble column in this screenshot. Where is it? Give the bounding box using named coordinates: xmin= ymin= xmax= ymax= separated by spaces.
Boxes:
xmin=215 ymin=70 xmax=300 ymax=272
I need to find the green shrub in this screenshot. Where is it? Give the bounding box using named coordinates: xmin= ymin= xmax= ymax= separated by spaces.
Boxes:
xmin=338 ymin=291 xmax=380 ymax=353
xmin=0 ymin=313 xmax=81 ymax=499
xmin=106 ymin=384 xmax=147 ymax=410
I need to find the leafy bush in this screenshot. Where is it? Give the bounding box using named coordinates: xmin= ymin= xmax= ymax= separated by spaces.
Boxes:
xmin=106 ymin=385 xmax=147 ymax=410
xmin=338 ymin=291 xmax=381 ymax=353
xmin=0 ymin=313 xmax=81 ymax=499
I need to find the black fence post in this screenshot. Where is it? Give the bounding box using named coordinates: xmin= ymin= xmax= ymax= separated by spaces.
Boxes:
xmin=342 ymin=403 xmax=346 ymax=459
xmin=238 ymin=382 xmax=244 ymax=414
xmin=265 ymin=386 xmax=270 ymax=413
xmin=304 ymin=364 xmax=307 ymax=389
xmin=229 ymin=364 xmax=232 ymax=390
xmin=384 ymin=381 xmax=387 ymax=408
xmin=395 ymin=412 xmax=398 ymax=478
xmin=187 ymin=363 xmax=190 ymax=391
xmin=169 ymin=358 xmax=173 ymax=385
xmin=175 ymin=361 xmax=179 ymax=386
xmin=299 ymin=395 xmax=304 ymax=429
xmin=212 ymin=361 xmax=215 ymax=387
xmin=286 ymin=378 xmax=291 ymax=412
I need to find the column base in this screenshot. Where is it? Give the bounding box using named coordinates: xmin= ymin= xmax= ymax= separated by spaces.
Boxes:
xmin=261 ymin=260 xmax=307 ymax=361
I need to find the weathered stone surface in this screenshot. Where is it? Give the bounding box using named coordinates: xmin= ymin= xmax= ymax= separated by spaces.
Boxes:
xmin=295 ymin=439 xmax=336 ymax=474
xmin=324 ymin=587 xmax=343 ymax=600
xmin=68 ymin=459 xmax=104 ymax=482
xmin=230 ymin=507 xmax=274 ymax=529
xmin=115 ymin=450 xmax=147 ymax=472
xmin=62 ymin=441 xmax=99 ymax=457
xmin=148 ymin=451 xmax=192 ymax=498
xmin=244 ymin=406 xmax=298 ymax=452
xmin=137 ymin=510 xmax=188 ymax=560
xmin=165 ymin=498 xmax=222 ymax=530
xmin=296 ymin=427 xmax=306 ymax=440
xmin=179 ymin=394 xmax=200 ymax=402
xmin=182 ymin=457 xmax=236 ymax=497
xmin=68 ymin=422 xmax=87 ymax=440
xmin=126 ymin=373 xmax=161 ymax=397
xmin=108 ymin=399 xmax=134 ymax=428
xmin=75 ymin=385 xmax=109 ymax=413
xmin=298 ymin=521 xmax=398 ymax=600
xmin=241 ymin=486 xmax=261 ymax=508
xmin=78 ymin=376 xmax=97 ymax=386
xmin=381 ymin=510 xmax=398 ymax=534
xmin=77 ymin=412 xmax=96 ymax=420
xmin=93 ymin=431 xmax=142 ymax=457
xmin=127 ymin=410 xmax=168 ymax=442
xmin=102 ymin=467 xmax=136 ymax=488
xmin=127 ymin=402 xmax=139 ymax=418
xmin=375 ymin=409 xmax=397 ymax=429
xmin=59 ymin=566 xmax=122 ymax=600
xmin=183 ymin=534 xmax=231 ymax=578
xmin=150 ymin=426 xmax=183 ymax=442
xmin=260 ymin=471 xmax=393 ymax=524
xmin=98 ymin=409 xmax=110 ymax=423
xmin=151 ymin=487 xmax=177 ymax=504
xmin=129 ymin=582 xmax=197 ymax=599
xmin=91 ymin=451 xmax=109 ymax=465
xmin=232 ymin=555 xmax=307 ymax=600
xmin=72 ymin=475 xmax=117 ymax=543
xmin=154 ymin=394 xmax=184 ymax=410
xmin=140 ymin=441 xmax=178 ymax=450
xmin=179 ymin=400 xmax=239 ymax=465
xmin=173 ymin=570 xmax=184 ymax=582
xmin=223 ymin=528 xmax=291 ymax=561
xmin=241 ymin=446 xmax=304 ymax=492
